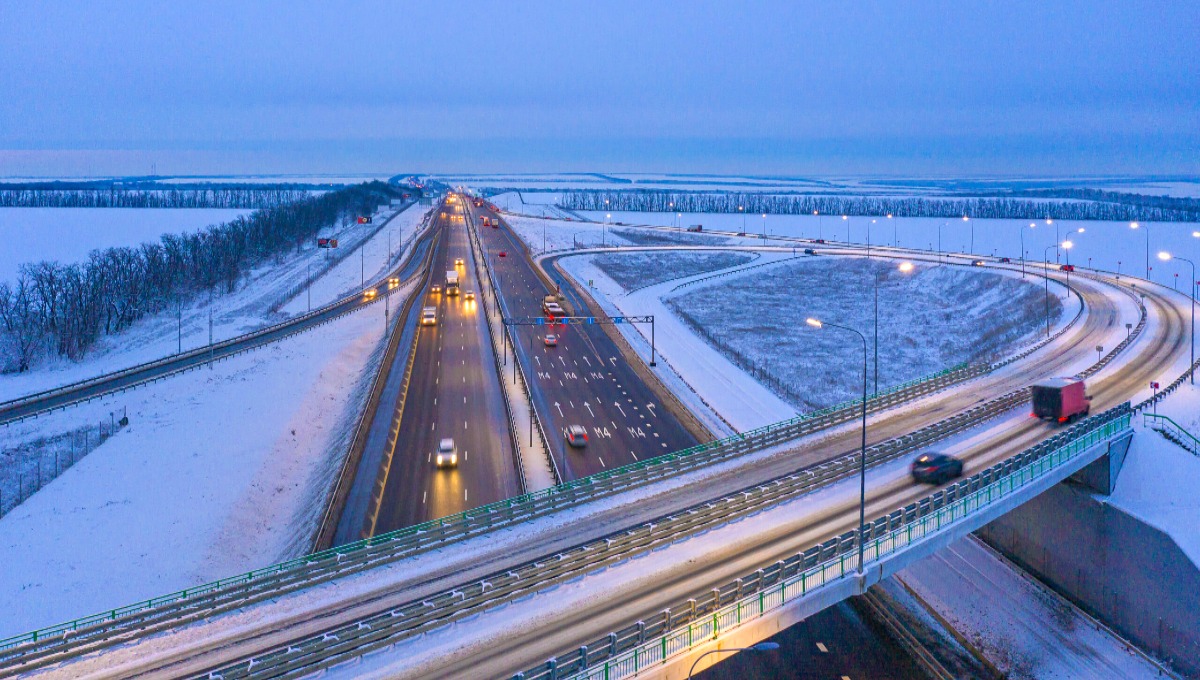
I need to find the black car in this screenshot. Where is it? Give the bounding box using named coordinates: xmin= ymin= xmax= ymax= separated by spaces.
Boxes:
xmin=813 ymin=239 xmax=826 ymax=244
xmin=911 ymin=452 xmax=963 ymax=484
xmin=803 ymin=248 xmax=817 ymax=255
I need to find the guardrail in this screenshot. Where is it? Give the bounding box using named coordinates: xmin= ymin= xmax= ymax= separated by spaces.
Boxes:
xmin=0 ymin=208 xmax=436 ymax=428
xmin=547 ymin=405 xmax=1134 ymax=680
xmin=0 ymin=246 xmax=1147 ymax=671
xmin=1143 ymin=412 xmax=1200 ymax=457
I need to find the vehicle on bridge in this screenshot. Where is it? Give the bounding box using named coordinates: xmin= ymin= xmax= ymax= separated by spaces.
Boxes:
xmin=911 ymin=452 xmax=963 ymax=484
xmin=436 ymin=438 xmax=459 ymax=468
xmin=446 ymin=270 xmax=460 ymax=296
xmin=464 ymin=290 xmax=475 ymax=301
xmin=971 ymin=259 xmax=986 ymax=266
xmin=455 ymin=257 xmax=465 ymax=267
xmin=421 ymin=307 xmax=437 ymax=326
xmin=363 ymin=289 xmax=377 ymax=301
xmin=1031 ymin=377 xmax=1091 ymax=423
xmin=687 ymin=224 xmax=703 ymax=232
xmin=1060 ymin=264 xmax=1076 ymax=272
xmin=813 ymin=238 xmax=826 ymax=244
xmin=431 ymin=284 xmax=441 ymax=294
xmin=564 ymin=425 xmax=588 ymax=448
xmin=480 ymin=216 xmax=491 ymax=227
xmin=499 ymin=250 xmax=507 ymax=257
xmin=804 ymin=248 xmax=817 ymax=255
xmin=544 ymin=333 xmax=558 ymax=347
xmin=998 ymin=256 xmax=1012 ymax=263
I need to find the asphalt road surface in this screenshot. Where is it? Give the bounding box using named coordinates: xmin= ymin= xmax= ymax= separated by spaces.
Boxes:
xmin=470 ymin=203 xmax=698 ymax=480
xmin=344 ymin=202 xmax=521 ymax=540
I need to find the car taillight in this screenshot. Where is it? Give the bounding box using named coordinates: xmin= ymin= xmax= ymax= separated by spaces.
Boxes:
xmin=583 ymin=433 xmax=588 ymax=440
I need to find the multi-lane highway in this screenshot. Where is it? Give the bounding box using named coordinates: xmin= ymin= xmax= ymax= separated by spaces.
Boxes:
xmin=334 ymin=200 xmax=522 ymax=542
xmin=469 ymin=202 xmax=699 ymax=479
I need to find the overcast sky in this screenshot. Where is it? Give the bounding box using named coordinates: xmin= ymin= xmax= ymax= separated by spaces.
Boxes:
xmin=2 ymin=1 xmax=1197 ymax=177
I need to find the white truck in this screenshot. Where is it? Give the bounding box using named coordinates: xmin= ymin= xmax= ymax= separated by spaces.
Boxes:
xmin=446 ymin=270 xmax=460 ymax=296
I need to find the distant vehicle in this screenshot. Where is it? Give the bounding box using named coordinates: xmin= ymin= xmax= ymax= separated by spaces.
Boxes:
xmin=970 ymin=259 xmax=985 ymax=266
xmin=997 ymin=257 xmax=1012 ymax=263
xmin=813 ymin=239 xmax=826 ymax=244
xmin=1031 ymin=377 xmax=1091 ymax=423
xmin=446 ymin=270 xmax=460 ymax=296
xmin=911 ymin=452 xmax=963 ymax=484
xmin=735 ymin=231 xmax=747 ymax=236
xmin=491 ymin=219 xmax=500 ymax=229
xmin=441 ymin=212 xmax=448 ymax=219
xmin=804 ymin=248 xmax=817 ymax=255
xmin=455 ymin=257 xmax=465 ymax=267
xmin=421 ymin=307 xmax=437 ymax=326
xmin=480 ymin=216 xmax=491 ymax=227
xmin=464 ymin=290 xmax=475 ymax=301
xmin=431 ymin=284 xmax=441 ymax=294
xmin=499 ymin=251 xmax=507 ymax=257
xmin=435 ymin=438 xmax=458 ymax=468
xmin=402 ymin=193 xmax=411 ymax=200
xmin=363 ymin=289 xmax=377 ymax=301
xmin=564 ymin=425 xmax=588 ymax=448
xmin=317 ymin=237 xmax=338 ymax=248
xmin=544 ymin=333 xmax=558 ymax=347
xmin=1060 ymin=264 xmax=1075 ymax=272
xmin=686 ymin=225 xmax=703 ymax=232
xmin=544 ymin=302 xmax=564 ymax=318
xmin=388 ymin=276 xmax=400 ymax=288
xmin=358 ymin=216 xmax=373 ymax=224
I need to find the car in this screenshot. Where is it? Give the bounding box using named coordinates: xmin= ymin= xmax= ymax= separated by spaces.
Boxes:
xmin=544 ymin=333 xmax=558 ymax=347
xmin=435 ymin=438 xmax=458 ymax=468
xmin=803 ymin=248 xmax=817 ymax=255
xmin=455 ymin=257 xmax=465 ymax=267
xmin=565 ymin=425 xmax=588 ymax=448
xmin=1060 ymin=264 xmax=1076 ymax=272
xmin=498 ymin=251 xmax=507 ymax=257
xmin=970 ymin=259 xmax=985 ymax=266
xmin=736 ymin=231 xmax=747 ymax=236
xmin=420 ymin=307 xmax=437 ymax=326
xmin=431 ymin=284 xmax=442 ymax=294
xmin=464 ymin=290 xmax=475 ymax=301
xmin=911 ymin=452 xmax=963 ymax=484
xmin=813 ymin=239 xmax=826 ymax=244
xmin=997 ymin=257 xmax=1012 ymax=263
xmin=363 ymin=289 xmax=377 ymax=300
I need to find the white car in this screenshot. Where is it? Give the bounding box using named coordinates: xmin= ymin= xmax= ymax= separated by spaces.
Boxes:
xmin=436 ymin=438 xmax=458 ymax=468
xmin=455 ymin=257 xmax=465 ymax=267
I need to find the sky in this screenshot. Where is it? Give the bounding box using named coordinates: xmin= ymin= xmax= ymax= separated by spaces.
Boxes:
xmin=1 ymin=1 xmax=1198 ymax=178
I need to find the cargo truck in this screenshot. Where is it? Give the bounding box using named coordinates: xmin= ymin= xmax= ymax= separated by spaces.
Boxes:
xmin=1030 ymin=378 xmax=1091 ymax=423
xmin=687 ymin=224 xmax=703 ymax=232
xmin=446 ymin=270 xmax=460 ymax=296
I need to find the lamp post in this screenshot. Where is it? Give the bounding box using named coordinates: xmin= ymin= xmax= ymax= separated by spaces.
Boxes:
xmin=868 ymin=219 xmax=876 ymax=259
xmin=739 ymin=205 xmax=745 ymax=234
xmin=1043 ymin=243 xmax=1059 ymax=338
xmin=806 ymin=317 xmax=868 ymax=574
xmin=687 ymin=642 xmax=780 ymax=679
xmin=1048 ymin=218 xmax=1059 ymax=263
xmin=842 ymin=214 xmax=849 ymax=244
xmin=888 ymin=213 xmax=896 ymax=247
xmin=873 ymin=262 xmax=915 ymax=394
xmin=761 ymin=213 xmax=767 ymax=241
xmin=814 ymin=210 xmax=821 ymax=240
xmin=1062 ymin=240 xmax=1074 ymax=297
xmin=964 ymin=215 xmax=972 ymax=254
xmin=605 ymin=213 xmax=610 ymax=247
xmin=1021 ymin=223 xmax=1035 ymax=278
xmin=1131 ymin=222 xmax=1148 ymax=279
xmin=1160 ymin=251 xmax=1195 ymax=383
xmin=938 ymin=221 xmax=947 ymax=264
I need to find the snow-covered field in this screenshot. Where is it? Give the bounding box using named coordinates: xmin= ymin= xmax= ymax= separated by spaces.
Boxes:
xmin=0 ymin=284 xmax=404 ymax=638
xmin=592 ymin=251 xmax=753 ymax=291
xmin=581 ymin=210 xmax=1200 ymax=287
xmin=0 ymin=203 xmax=431 ymax=403
xmin=667 ymin=257 xmax=1057 ymax=411
xmin=0 ymin=207 xmax=251 ymax=283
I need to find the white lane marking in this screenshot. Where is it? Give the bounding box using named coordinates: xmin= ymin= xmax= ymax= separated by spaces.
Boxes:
xmin=464 ymin=450 xmax=468 ymax=461
xmin=434 ymin=397 xmax=437 ymax=405
xmin=464 ymin=396 xmax=467 ymax=404
xmin=432 ymin=422 xmax=436 ymax=431
xmin=630 ymin=451 xmax=638 ymax=461
xmin=465 ymin=488 xmax=469 ymax=502
xmin=597 ymin=456 xmax=606 ymax=469
xmin=423 ymin=491 xmax=427 ymax=504
xmin=816 ymin=643 xmax=829 ymax=653
xmin=464 ymin=421 xmax=468 ymax=429
xmin=555 ymin=402 xmax=564 ymax=417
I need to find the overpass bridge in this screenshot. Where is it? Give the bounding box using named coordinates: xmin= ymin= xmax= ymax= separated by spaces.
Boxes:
xmin=0 ymin=208 xmax=1194 ymax=679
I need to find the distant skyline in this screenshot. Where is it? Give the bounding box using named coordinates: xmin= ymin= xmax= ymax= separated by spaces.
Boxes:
xmin=2 ymin=1 xmax=1198 ymax=177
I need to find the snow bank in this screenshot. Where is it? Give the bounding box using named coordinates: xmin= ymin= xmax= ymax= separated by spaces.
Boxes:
xmin=0 ymin=297 xmax=397 ymax=638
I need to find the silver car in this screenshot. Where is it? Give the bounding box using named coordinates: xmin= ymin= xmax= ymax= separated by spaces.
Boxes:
xmin=436 ymin=438 xmax=458 ymax=468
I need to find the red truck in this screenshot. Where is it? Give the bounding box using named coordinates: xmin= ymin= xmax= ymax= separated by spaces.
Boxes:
xmin=1030 ymin=378 xmax=1091 ymax=423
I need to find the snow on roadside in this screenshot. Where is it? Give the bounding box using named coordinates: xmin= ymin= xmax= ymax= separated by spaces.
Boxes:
xmin=0 ymin=203 xmax=429 ymax=404
xmin=898 ymin=537 xmax=1166 ymax=679
xmin=0 ymin=285 xmax=404 ymax=638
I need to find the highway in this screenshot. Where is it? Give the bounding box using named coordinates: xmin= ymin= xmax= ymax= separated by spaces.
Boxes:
xmin=2 ymin=225 xmax=1191 ymax=680
xmin=0 ymin=197 xmax=427 ymax=426
xmin=469 ymin=202 xmax=699 ymax=479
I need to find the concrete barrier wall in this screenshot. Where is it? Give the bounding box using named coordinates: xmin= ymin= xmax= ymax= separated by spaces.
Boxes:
xmin=978 ymin=481 xmax=1200 ymax=677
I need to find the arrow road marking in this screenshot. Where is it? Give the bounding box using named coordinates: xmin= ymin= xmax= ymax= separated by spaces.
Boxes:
xmin=585 ymin=402 xmax=595 ymax=417
xmin=555 ymin=402 xmax=564 ymax=417
xmin=614 ymin=402 xmax=628 ymax=418
xmin=647 ymin=403 xmax=657 ymax=417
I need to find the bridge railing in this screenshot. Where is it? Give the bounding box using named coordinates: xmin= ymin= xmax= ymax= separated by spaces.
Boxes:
xmin=554 ymin=404 xmax=1133 ymax=680
xmin=1143 ymin=412 xmax=1200 ymax=456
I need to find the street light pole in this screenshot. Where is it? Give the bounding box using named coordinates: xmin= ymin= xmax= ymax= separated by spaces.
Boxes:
xmin=1043 ymin=244 xmax=1058 ymax=338
xmin=805 ymin=317 xmax=868 ymax=574
xmin=1160 ymin=252 xmax=1195 ymax=383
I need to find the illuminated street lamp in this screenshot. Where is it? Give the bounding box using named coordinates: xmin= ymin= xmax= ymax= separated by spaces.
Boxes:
xmin=1131 ymin=222 xmax=1149 ymax=279
xmin=842 ymin=214 xmax=849 ymax=244
xmin=761 ymin=212 xmax=767 ymax=241
xmin=814 ymin=210 xmax=821 ymax=240
xmin=888 ymin=213 xmax=896 ymax=247
xmin=1160 ymin=251 xmax=1196 ymax=383
xmin=874 ymin=261 xmax=916 ymax=393
xmin=805 ymin=316 xmax=868 ymax=575
xmin=963 ymin=215 xmax=972 ymax=254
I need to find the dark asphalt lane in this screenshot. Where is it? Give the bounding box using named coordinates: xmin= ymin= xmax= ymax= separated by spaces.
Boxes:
xmin=363 ymin=202 xmax=521 ymax=536
xmin=470 ymin=204 xmax=698 ymax=481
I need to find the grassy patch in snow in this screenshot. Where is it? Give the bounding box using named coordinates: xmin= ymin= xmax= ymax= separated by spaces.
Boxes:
xmin=594 ymin=251 xmax=755 ymax=291
xmin=667 ymin=258 xmax=1062 ymax=410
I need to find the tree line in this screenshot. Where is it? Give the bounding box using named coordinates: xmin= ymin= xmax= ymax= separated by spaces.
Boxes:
xmin=0 ymin=182 xmax=398 ymax=372
xmin=559 ymin=190 xmax=1200 ymax=223
xmin=0 ymin=188 xmax=312 ymax=209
